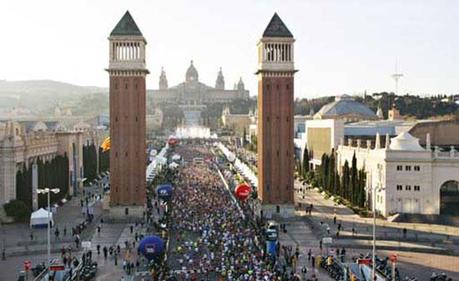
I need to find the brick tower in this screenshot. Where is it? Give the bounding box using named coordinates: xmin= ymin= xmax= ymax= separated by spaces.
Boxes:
xmin=256 ymin=13 xmax=296 ymax=217
xmin=107 ymin=11 xmax=148 ymax=218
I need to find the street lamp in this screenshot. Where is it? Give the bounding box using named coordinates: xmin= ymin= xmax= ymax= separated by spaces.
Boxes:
xmin=372 ymin=184 xmax=385 ymax=281
xmin=37 ymin=188 xmax=60 ymax=272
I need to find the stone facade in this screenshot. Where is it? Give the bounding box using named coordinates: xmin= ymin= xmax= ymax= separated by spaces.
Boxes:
xmin=336 ymin=132 xmax=459 ymax=216
xmin=0 ymin=120 xmax=104 ymax=207
xmin=150 ymin=61 xmax=249 ymax=105
xmin=257 ymin=14 xmax=296 ymax=209
xmin=221 ymin=106 xmax=256 ymax=136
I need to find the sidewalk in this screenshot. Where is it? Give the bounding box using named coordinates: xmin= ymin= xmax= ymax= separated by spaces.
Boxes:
xmin=296 ymin=183 xmax=459 ymax=237
xmin=277 ymin=217 xmax=334 ymax=281
xmin=1 ymin=184 xmax=103 ymax=256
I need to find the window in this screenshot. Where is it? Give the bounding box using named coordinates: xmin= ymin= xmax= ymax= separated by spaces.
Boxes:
xmin=397 ymin=165 xmax=403 ymax=171
xmin=414 ymin=166 xmax=420 ymax=171
xmin=414 ymin=185 xmax=420 ymax=191
xmin=396 ymin=185 xmax=403 ymax=191
xmin=405 ymin=165 xmax=411 ymax=171
xmin=405 ymin=185 xmax=411 ymax=191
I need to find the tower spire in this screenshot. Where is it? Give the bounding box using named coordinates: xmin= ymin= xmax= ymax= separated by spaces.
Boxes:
xmin=110 ymin=11 xmax=143 ymax=36
xmin=262 ymin=13 xmax=293 ymax=38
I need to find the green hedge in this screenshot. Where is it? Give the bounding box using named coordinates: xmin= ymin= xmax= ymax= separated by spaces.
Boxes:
xmin=4 ymin=200 xmax=30 ymax=222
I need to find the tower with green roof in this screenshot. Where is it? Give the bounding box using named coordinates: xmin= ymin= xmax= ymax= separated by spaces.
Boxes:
xmin=107 ymin=11 xmax=148 ymax=217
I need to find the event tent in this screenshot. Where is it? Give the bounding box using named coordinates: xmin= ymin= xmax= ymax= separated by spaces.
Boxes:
xmin=30 ymin=208 xmax=53 ymax=228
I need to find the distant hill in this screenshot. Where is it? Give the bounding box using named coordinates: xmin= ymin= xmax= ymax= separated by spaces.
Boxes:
xmin=295 ymin=92 xmax=459 ymax=120
xmin=0 ymin=80 xmax=107 ymax=113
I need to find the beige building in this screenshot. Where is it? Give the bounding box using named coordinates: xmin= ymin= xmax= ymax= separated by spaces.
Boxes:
xmin=146 ymin=108 xmax=163 ymax=132
xmin=221 ymin=106 xmax=256 ymax=136
xmin=150 ymin=61 xmax=249 ymax=105
xmin=336 ymin=132 xmax=459 ymax=216
xmin=0 ymin=120 xmax=106 ymax=208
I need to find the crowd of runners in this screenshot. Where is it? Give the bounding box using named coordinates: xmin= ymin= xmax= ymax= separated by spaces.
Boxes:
xmin=166 ymin=144 xmax=302 ymax=281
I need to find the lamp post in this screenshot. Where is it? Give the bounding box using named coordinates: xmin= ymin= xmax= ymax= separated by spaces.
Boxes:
xmin=37 ymin=188 xmax=60 ymax=272
xmin=372 ymin=184 xmax=385 ymax=281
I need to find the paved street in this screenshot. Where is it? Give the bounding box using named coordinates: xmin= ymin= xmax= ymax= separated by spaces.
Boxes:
xmin=276 ymin=218 xmax=334 ymax=281
xmin=294 ymin=183 xmax=459 ymax=280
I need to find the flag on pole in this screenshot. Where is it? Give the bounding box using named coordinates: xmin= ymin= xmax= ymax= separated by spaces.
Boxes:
xmin=101 ymin=137 xmax=111 ymax=152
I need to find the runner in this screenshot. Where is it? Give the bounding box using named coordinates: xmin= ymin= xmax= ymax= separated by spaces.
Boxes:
xmin=166 ymin=144 xmax=293 ymax=280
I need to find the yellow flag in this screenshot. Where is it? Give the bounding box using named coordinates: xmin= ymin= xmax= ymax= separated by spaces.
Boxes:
xmin=101 ymin=137 xmax=111 ymax=152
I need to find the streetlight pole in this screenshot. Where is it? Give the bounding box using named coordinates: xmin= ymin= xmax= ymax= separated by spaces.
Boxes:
xmin=372 ymin=183 xmax=385 ymax=281
xmin=372 ymin=185 xmax=376 ymax=281
xmin=47 ymin=190 xmax=50 ymax=270
xmin=37 ymin=188 xmax=60 ymax=273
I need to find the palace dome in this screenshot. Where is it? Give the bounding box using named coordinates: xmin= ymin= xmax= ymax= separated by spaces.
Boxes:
xmin=186 ymin=60 xmax=199 ymax=82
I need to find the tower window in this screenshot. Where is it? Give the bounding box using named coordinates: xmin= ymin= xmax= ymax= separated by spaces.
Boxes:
xmin=414 ymin=185 xmax=420 ymax=191
xmin=115 ymin=83 xmax=118 ymax=90
xmin=115 ymin=152 xmax=118 ymax=158
xmin=405 ymin=165 xmax=411 ymax=171
xmin=286 ymin=84 xmax=290 ymax=90
xmin=125 ymin=152 xmax=128 ymax=157
xmin=405 ymin=185 xmax=411 ymax=191
xmin=276 ymin=84 xmax=280 ymax=90
xmin=136 ymin=116 xmax=138 ymax=122
xmin=125 ymin=83 xmax=128 ymax=89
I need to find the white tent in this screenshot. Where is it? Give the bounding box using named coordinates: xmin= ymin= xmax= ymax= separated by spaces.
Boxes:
xmin=30 ymin=208 xmax=53 ymax=228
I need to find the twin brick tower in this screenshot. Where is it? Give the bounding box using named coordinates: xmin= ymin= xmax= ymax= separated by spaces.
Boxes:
xmin=107 ymin=11 xmax=295 ymax=218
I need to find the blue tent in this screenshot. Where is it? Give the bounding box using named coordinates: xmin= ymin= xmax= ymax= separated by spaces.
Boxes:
xmin=156 ymin=184 xmax=173 ymax=201
xmin=138 ymin=235 xmax=165 ymax=261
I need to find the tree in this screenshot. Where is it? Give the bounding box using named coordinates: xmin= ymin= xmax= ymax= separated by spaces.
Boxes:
xmin=342 ymin=160 xmax=350 ymax=199
xmin=358 ymin=169 xmax=367 ymax=208
xmin=328 ymin=149 xmax=336 ymax=194
xmin=350 ymin=153 xmax=358 ymax=205
xmin=4 ymin=200 xmax=30 ymax=222
xmin=322 ymin=154 xmax=330 ymax=191
xmin=302 ymin=147 xmax=310 ymax=177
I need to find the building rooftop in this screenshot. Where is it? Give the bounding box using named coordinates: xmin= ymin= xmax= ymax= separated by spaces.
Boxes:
xmin=316 ymin=95 xmax=376 ymax=119
xmin=389 ymin=132 xmax=425 ymax=151
xmin=263 ymin=13 xmax=293 ymax=38
xmin=110 ymin=11 xmax=143 ymax=36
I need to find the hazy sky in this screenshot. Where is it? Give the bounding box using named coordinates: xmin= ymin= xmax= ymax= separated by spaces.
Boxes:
xmin=1 ymin=0 xmax=458 ymax=98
